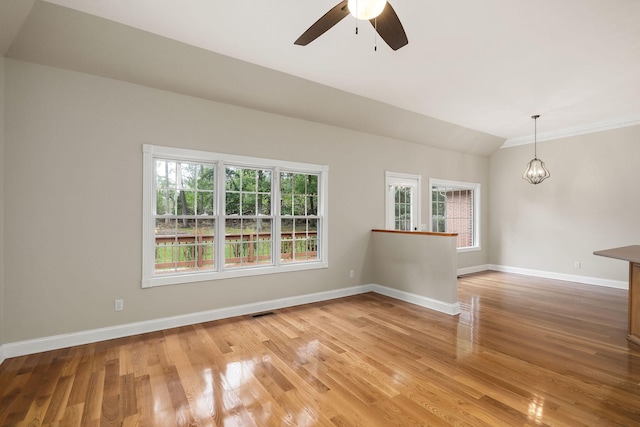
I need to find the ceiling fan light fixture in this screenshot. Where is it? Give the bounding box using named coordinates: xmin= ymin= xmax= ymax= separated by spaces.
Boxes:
xmin=347 ymin=0 xmax=387 ymax=20
xmin=294 ymin=0 xmax=407 ymax=51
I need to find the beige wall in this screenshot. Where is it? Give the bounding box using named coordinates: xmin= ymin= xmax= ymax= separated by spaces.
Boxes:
xmin=370 ymin=232 xmax=458 ymax=304
xmin=489 ymin=125 xmax=640 ymax=282
xmin=0 ymin=56 xmax=5 ymax=346
xmin=3 ymin=59 xmax=491 ymax=343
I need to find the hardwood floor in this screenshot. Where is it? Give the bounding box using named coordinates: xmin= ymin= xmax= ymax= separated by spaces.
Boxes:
xmin=1 ymin=271 xmax=640 ymax=426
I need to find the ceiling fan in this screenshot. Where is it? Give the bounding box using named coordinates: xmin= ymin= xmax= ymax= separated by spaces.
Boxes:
xmin=294 ymin=0 xmax=408 ymax=51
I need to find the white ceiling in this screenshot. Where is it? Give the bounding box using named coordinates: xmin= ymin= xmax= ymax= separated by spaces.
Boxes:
xmin=4 ymin=0 xmax=640 ymax=151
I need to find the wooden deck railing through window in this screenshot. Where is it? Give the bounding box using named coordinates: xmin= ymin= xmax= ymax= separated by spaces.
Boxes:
xmin=155 ymin=231 xmax=318 ymax=271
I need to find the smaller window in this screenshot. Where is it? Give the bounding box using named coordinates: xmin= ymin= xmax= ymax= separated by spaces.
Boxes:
xmin=430 ymin=179 xmax=480 ymax=251
xmin=385 ymin=171 xmax=421 ymax=231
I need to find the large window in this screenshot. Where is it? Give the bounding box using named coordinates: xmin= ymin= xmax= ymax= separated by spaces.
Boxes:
xmin=142 ymin=145 xmax=328 ymax=288
xmin=430 ymin=178 xmax=480 ymax=251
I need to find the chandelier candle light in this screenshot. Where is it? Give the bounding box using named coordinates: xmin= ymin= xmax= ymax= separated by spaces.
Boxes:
xmin=522 ymin=114 xmax=550 ymax=184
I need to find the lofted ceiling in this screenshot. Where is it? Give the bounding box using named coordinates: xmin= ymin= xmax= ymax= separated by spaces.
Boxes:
xmin=2 ymin=0 xmax=640 ymax=156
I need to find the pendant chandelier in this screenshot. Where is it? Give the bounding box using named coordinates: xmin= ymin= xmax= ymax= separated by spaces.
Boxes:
xmin=522 ymin=114 xmax=550 ymax=185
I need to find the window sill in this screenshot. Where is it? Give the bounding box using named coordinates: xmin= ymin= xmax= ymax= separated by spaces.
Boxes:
xmin=457 ymin=246 xmax=481 ymax=254
xmin=142 ymin=260 xmax=329 ymax=288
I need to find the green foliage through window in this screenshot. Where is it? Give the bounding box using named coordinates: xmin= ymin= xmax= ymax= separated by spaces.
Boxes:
xmin=150 ymin=154 xmax=323 ymax=277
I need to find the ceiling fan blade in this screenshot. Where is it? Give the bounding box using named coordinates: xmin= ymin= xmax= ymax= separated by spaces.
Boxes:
xmin=295 ymin=1 xmax=350 ymax=46
xmin=370 ymin=2 xmax=408 ymax=50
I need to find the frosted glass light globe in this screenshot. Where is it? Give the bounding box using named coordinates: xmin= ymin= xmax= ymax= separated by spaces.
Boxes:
xmin=347 ymin=0 xmax=387 ymax=20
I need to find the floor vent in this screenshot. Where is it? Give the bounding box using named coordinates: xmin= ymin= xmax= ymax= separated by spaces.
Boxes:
xmin=251 ymin=311 xmax=275 ymax=318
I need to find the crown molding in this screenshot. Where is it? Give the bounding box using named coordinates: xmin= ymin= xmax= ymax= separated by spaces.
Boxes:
xmin=501 ymin=115 xmax=640 ymax=149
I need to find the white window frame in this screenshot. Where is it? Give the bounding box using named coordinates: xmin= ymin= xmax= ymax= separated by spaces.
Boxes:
xmin=385 ymin=171 xmax=422 ymax=231
xmin=429 ymin=178 xmax=480 ymax=253
xmin=142 ymin=144 xmax=329 ymax=288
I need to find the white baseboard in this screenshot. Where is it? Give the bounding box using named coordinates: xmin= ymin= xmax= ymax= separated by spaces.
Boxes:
xmin=0 ymin=284 xmax=460 ymax=363
xmin=372 ymin=284 xmax=461 ymax=315
xmin=2 ymin=264 xmax=623 ymax=364
xmin=0 ymin=284 xmax=372 ymax=363
xmin=488 ymin=264 xmax=628 ymax=289
xmin=457 ymin=264 xmax=491 ymax=276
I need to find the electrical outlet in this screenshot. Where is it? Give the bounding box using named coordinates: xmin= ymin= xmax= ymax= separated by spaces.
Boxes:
xmin=574 ymin=261 xmax=581 ymax=269
xmin=349 ymin=269 xmax=355 ymax=278
xmin=115 ymin=299 xmax=124 ymax=311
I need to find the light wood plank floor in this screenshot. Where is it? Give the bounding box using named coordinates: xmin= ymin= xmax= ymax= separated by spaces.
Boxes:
xmin=1 ymin=271 xmax=640 ymax=426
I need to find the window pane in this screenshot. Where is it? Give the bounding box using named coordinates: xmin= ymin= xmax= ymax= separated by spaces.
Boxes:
xmin=226 ymin=192 xmax=240 ymax=215
xmin=294 ymin=174 xmax=306 ymax=194
xmin=177 ymin=242 xmax=196 ymax=269
xmin=307 ymin=175 xmax=318 ymax=195
xmin=242 ymin=169 xmax=257 ymax=192
xmin=281 ymin=194 xmax=293 ymax=216
xmin=178 ymin=162 xmax=197 ymax=191
xmin=225 ymin=218 xmax=272 ymax=268
xmin=258 ymin=170 xmax=271 ymax=192
xmin=226 ymin=167 xmax=240 ymax=191
xmin=290 ymin=218 xmax=318 ymax=261
xmin=198 ymin=165 xmax=214 ymax=189
xmin=197 ymin=191 xmax=214 ymax=215
xmin=155 ymin=160 xmax=178 ymax=215
xmin=255 ymin=219 xmax=272 ymax=265
xmin=178 ymin=218 xmax=196 ymax=238
xmin=155 ymin=244 xmax=178 ymax=275
xmin=293 ymin=195 xmax=306 ymax=215
xmin=155 ymin=217 xmax=178 ymax=274
xmin=307 ymin=196 xmax=318 ymax=215
xmin=281 ymin=172 xmax=293 ymax=194
xmin=176 ymin=191 xmax=195 ymax=215
xmin=155 ymin=187 xmax=176 ymax=215
xmin=197 ymin=218 xmax=216 ymax=271
xmin=259 ymin=195 xmax=271 ymax=215
xmin=281 ymin=218 xmax=294 ymax=232
xmin=156 ymin=217 xmax=177 ymax=237
xmin=281 ymin=218 xmax=294 ymax=262
xmin=157 ymin=160 xmax=177 ymax=187
xmin=243 ymin=193 xmax=256 ymax=215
